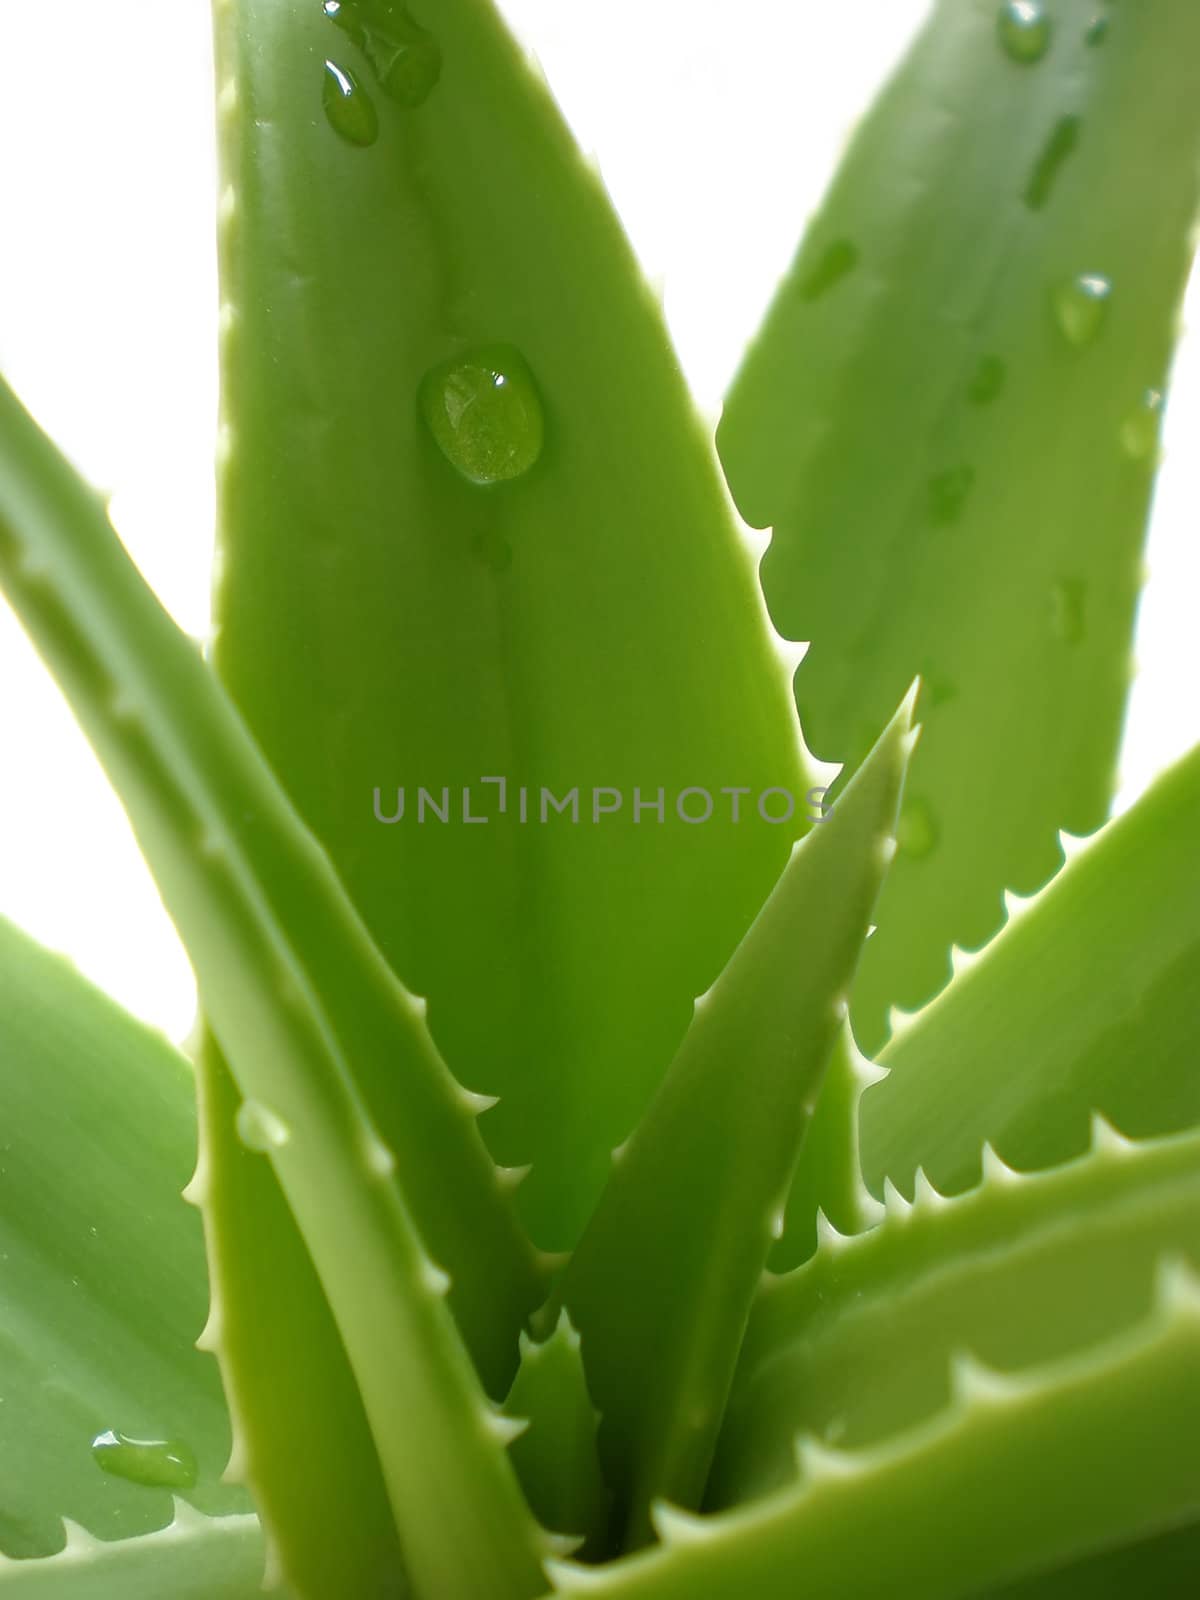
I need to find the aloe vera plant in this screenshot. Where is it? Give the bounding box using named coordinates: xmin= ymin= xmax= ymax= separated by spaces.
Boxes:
xmin=1 ymin=0 xmax=1199 ymax=1593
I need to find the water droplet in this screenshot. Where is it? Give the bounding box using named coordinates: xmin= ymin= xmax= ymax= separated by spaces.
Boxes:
xmin=1053 ymin=273 xmax=1112 ymax=347
xmin=1025 ymin=115 xmax=1081 ymax=211
xmin=324 ymin=0 xmax=442 ymax=109
xmin=967 ymin=355 xmax=1007 ymax=406
xmin=323 ymin=59 xmax=379 ymax=147
xmin=1120 ymin=389 xmax=1164 ymax=461
xmin=235 ymin=1099 xmax=291 ymax=1153
xmin=897 ymin=799 xmax=938 ymax=860
xmin=420 ymin=345 xmax=545 ymax=486
xmin=998 ymin=1 xmax=1053 ymax=64
xmin=92 ymin=1430 xmax=197 ymax=1490
xmin=1050 ymin=579 xmax=1087 ymax=645
xmin=799 ymin=239 xmax=860 ymax=302
xmin=928 ymin=465 xmax=976 ymax=525
xmin=1085 ymin=16 xmax=1109 ymax=46
xmin=473 ymin=528 xmax=514 ymax=572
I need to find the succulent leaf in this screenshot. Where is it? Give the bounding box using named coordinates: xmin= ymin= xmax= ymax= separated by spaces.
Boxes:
xmin=211 ymin=0 xmax=808 ymax=1250
xmin=717 ymin=0 xmax=1200 ymax=1054
xmin=0 ymin=915 xmax=243 ymax=1555
xmin=554 ymin=690 xmax=915 ymax=1549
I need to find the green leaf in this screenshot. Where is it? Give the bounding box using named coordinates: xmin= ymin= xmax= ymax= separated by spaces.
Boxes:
xmin=984 ymin=1520 xmax=1200 ymax=1599
xmin=0 ymin=914 xmax=243 ymax=1556
xmin=712 ymin=1119 xmax=1200 ymax=1508
xmin=192 ymin=1035 xmax=407 ymax=1599
xmin=502 ymin=1313 xmax=609 ymax=1557
xmin=548 ymin=1261 xmax=1200 ymax=1599
xmin=717 ymin=0 xmax=1200 ymax=1054
xmin=862 ymin=739 xmax=1200 ymax=1199
xmin=211 ymin=0 xmax=806 ymax=1248
xmin=554 ymin=691 xmax=914 ymax=1550
xmin=0 ymin=1506 xmax=266 ymax=1599
xmin=0 ymin=378 xmax=550 ymax=1599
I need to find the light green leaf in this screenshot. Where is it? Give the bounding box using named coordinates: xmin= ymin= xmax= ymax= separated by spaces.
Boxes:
xmin=0 ymin=914 xmax=242 ymax=1556
xmin=713 ymin=1120 xmax=1200 ymax=1507
xmin=718 ymin=0 xmax=1200 ymax=1054
xmin=862 ymin=739 xmax=1200 ymax=1199
xmin=555 ymin=691 xmax=914 ymax=1550
xmin=0 ymin=1506 xmax=266 ymax=1599
xmin=548 ymin=1262 xmax=1200 ymax=1599
xmin=503 ymin=1313 xmax=609 ymax=1556
xmin=0 ymin=379 xmax=549 ymax=1599
xmin=192 ymin=1035 xmax=407 ymax=1599
xmin=212 ymin=0 xmax=806 ymax=1249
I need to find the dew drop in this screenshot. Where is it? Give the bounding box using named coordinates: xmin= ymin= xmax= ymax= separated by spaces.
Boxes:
xmin=1024 ymin=115 xmax=1081 ymax=211
xmin=967 ymin=355 xmax=1007 ymax=406
xmin=420 ymin=345 xmax=545 ymax=486
xmin=323 ymin=59 xmax=379 ymax=147
xmin=1050 ymin=579 xmax=1087 ymax=645
xmin=1053 ymin=273 xmax=1112 ymax=347
xmin=998 ymin=1 xmax=1053 ymax=64
xmin=1120 ymin=389 xmax=1164 ymax=461
xmin=1085 ymin=16 xmax=1109 ymax=46
xmin=927 ymin=465 xmax=976 ymax=525
xmin=235 ymin=1099 xmax=291 ymax=1153
xmin=324 ymin=0 xmax=442 ymax=109
xmin=92 ymin=1430 xmax=197 ymax=1490
xmin=897 ymin=799 xmax=939 ymax=860
xmin=799 ymin=239 xmax=860 ymax=303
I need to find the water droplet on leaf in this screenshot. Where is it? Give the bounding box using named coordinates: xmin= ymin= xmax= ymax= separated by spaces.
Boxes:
xmin=1024 ymin=115 xmax=1081 ymax=211
xmin=92 ymin=1430 xmax=197 ymax=1490
xmin=1050 ymin=579 xmax=1087 ymax=645
xmin=236 ymin=1099 xmax=292 ymax=1153
xmin=1085 ymin=16 xmax=1109 ymax=46
xmin=967 ymin=355 xmax=1007 ymax=406
xmin=420 ymin=345 xmax=545 ymax=486
xmin=898 ymin=799 xmax=939 ymax=860
xmin=799 ymin=239 xmax=860 ymax=303
xmin=323 ymin=59 xmax=379 ymax=147
xmin=324 ymin=0 xmax=442 ymax=108
xmin=1120 ymin=389 xmax=1164 ymax=460
xmin=1053 ymin=274 xmax=1112 ymax=347
xmin=928 ymin=465 xmax=976 ymax=525
xmin=998 ymin=1 xmax=1053 ymax=64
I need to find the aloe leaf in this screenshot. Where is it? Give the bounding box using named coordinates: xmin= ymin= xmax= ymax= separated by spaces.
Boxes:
xmin=0 ymin=1505 xmax=266 ymax=1599
xmin=862 ymin=738 xmax=1200 ymax=1199
xmin=984 ymin=1520 xmax=1200 ymax=1598
xmin=767 ymin=1025 xmax=885 ymax=1272
xmin=717 ymin=0 xmax=1200 ymax=1055
xmin=502 ymin=1313 xmax=609 ymax=1556
xmin=555 ymin=691 xmax=914 ymax=1550
xmin=712 ymin=1120 xmax=1200 ymax=1507
xmin=0 ymin=914 xmax=243 ymax=1556
xmin=211 ymin=0 xmax=807 ymax=1248
xmin=549 ymin=1261 xmax=1200 ymax=1599
xmin=0 ymin=379 xmax=551 ymax=1597
xmin=191 ymin=1034 xmax=407 ymax=1599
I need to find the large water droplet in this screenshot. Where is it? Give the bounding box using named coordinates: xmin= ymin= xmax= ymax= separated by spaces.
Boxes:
xmin=324 ymin=0 xmax=442 ymax=109
xmin=898 ymin=799 xmax=939 ymax=860
xmin=1025 ymin=115 xmax=1081 ymax=211
xmin=323 ymin=59 xmax=379 ymax=147
xmin=928 ymin=465 xmax=976 ymax=525
xmin=998 ymin=1 xmax=1053 ymax=64
xmin=1050 ymin=579 xmax=1087 ymax=645
xmin=92 ymin=1430 xmax=197 ymax=1490
xmin=967 ymin=355 xmax=1007 ymax=406
xmin=1121 ymin=389 xmax=1164 ymax=461
xmin=236 ymin=1099 xmax=292 ymax=1153
xmin=799 ymin=239 xmax=860 ymax=303
xmin=1053 ymin=274 xmax=1112 ymax=347
xmin=420 ymin=345 xmax=545 ymax=486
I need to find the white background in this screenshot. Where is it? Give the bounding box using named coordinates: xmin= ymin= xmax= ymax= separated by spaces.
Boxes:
xmin=0 ymin=0 xmax=1197 ymax=1043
